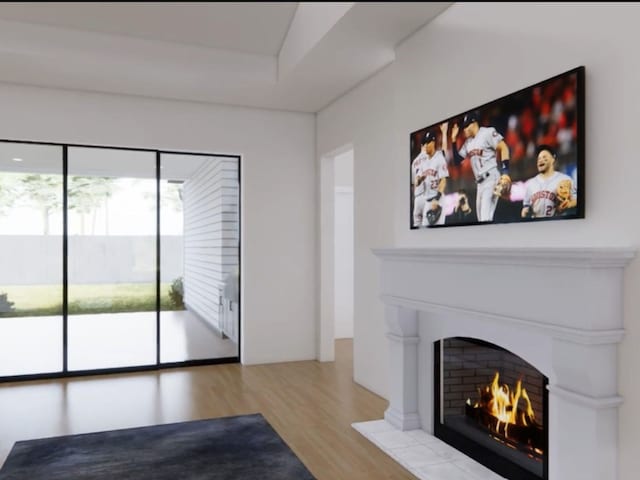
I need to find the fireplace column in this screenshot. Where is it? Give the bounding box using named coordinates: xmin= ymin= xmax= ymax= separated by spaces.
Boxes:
xmin=384 ymin=305 xmax=420 ymax=430
xmin=548 ymin=338 xmax=622 ymax=480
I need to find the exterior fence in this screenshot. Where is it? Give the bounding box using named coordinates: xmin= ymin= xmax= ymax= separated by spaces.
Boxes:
xmin=0 ymin=235 xmax=183 ymax=285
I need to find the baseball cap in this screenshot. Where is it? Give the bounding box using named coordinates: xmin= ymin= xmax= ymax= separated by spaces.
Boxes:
xmin=422 ymin=131 xmax=437 ymax=145
xmin=462 ymin=112 xmax=479 ymax=128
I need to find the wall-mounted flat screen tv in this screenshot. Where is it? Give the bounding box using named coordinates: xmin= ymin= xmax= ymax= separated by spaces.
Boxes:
xmin=409 ymin=66 xmax=585 ymax=229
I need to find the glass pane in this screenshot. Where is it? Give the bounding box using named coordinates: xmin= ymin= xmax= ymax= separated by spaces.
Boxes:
xmin=0 ymin=143 xmax=63 ymax=377
xmin=67 ymin=147 xmax=156 ymax=371
xmin=159 ymin=153 xmax=239 ymax=363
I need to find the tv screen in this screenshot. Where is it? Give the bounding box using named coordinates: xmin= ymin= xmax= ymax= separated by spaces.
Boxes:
xmin=409 ymin=66 xmax=584 ymax=229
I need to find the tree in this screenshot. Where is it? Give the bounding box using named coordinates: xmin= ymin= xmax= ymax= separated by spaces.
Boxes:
xmin=164 ymin=181 xmax=184 ymax=212
xmin=68 ymin=176 xmax=118 ymax=234
xmin=0 ymin=174 xmax=20 ymax=217
xmin=19 ymin=174 xmax=63 ymax=235
xmin=10 ymin=175 xmax=119 ymax=235
xmin=143 ymin=181 xmax=183 ymax=213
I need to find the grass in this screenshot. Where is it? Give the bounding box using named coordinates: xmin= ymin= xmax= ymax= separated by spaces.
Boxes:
xmin=0 ymin=283 xmax=184 ymax=317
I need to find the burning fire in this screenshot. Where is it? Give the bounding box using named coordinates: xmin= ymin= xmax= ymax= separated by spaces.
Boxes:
xmin=468 ymin=372 xmax=537 ymax=439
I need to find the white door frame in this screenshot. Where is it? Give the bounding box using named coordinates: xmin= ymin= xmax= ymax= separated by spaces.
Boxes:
xmin=318 ymin=143 xmax=353 ymax=361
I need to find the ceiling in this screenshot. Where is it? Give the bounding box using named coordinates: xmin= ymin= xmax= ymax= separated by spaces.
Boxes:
xmin=0 ymin=2 xmax=297 ymax=55
xmin=0 ymin=2 xmax=453 ymax=113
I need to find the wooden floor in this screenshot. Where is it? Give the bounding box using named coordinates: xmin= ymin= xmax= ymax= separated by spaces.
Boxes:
xmin=0 ymin=339 xmax=417 ymax=479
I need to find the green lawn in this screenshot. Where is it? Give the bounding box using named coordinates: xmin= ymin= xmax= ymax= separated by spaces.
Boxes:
xmin=0 ymin=283 xmax=184 ymax=317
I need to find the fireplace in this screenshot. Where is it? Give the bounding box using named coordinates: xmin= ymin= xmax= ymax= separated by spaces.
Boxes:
xmin=434 ymin=337 xmax=548 ymax=480
xmin=369 ymin=247 xmax=635 ymax=480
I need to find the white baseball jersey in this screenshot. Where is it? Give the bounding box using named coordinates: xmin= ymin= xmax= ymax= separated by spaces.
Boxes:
xmin=476 ymin=169 xmax=501 ymax=222
xmin=421 ymin=150 xmax=449 ymax=200
xmin=411 ymin=151 xmax=428 ymax=197
xmin=459 ymin=127 xmax=503 ymax=179
xmin=523 ymin=172 xmax=576 ymax=217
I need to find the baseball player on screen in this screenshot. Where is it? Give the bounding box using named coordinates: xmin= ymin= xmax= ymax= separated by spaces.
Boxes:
xmin=450 ymin=112 xmax=511 ymax=222
xmin=521 ymin=144 xmax=577 ymax=218
xmin=411 ymin=136 xmax=429 ymax=227
xmin=420 ymin=122 xmax=450 ymax=227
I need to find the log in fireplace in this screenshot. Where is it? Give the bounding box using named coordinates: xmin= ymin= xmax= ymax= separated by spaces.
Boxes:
xmin=434 ymin=337 xmax=548 ymax=480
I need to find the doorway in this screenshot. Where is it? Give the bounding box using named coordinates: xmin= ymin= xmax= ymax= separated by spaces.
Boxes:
xmin=319 ymin=145 xmax=353 ymax=361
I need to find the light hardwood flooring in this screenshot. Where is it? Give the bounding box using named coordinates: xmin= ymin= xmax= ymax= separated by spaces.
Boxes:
xmin=0 ymin=339 xmax=417 ymax=479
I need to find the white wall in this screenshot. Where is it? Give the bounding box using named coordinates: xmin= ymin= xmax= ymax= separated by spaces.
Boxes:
xmin=334 ymin=150 xmax=354 ymax=339
xmin=333 ymin=188 xmax=353 ymax=338
xmin=0 ymin=82 xmax=316 ymax=365
xmin=317 ymin=4 xmax=640 ymax=479
xmin=318 ymin=65 xmax=396 ymax=392
xmin=334 ymin=150 xmax=354 ymax=187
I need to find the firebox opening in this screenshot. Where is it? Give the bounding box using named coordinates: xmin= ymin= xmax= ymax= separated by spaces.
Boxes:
xmin=434 ymin=337 xmax=548 ymax=480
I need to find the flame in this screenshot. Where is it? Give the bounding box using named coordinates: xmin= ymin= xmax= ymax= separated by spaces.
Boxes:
xmin=473 ymin=372 xmax=537 ymax=439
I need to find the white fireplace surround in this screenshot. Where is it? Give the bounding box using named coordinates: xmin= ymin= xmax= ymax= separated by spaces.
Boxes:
xmin=372 ymin=247 xmax=635 ymax=480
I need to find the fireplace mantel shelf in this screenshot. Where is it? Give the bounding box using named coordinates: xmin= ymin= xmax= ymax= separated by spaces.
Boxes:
xmin=372 ymin=246 xmax=636 ymax=268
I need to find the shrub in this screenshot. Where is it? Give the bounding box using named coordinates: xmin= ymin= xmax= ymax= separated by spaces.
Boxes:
xmin=0 ymin=292 xmax=15 ymax=314
xmin=168 ymin=277 xmax=184 ymax=309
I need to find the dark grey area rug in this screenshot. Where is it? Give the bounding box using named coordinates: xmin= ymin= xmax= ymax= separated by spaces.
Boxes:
xmin=0 ymin=413 xmax=315 ymax=480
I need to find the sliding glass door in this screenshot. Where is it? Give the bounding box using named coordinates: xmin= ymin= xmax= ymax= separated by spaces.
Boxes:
xmin=0 ymin=140 xmax=240 ymax=381
xmin=0 ymin=143 xmax=64 ymax=376
xmin=159 ymin=153 xmax=240 ymax=363
xmin=67 ymin=147 xmax=157 ymax=371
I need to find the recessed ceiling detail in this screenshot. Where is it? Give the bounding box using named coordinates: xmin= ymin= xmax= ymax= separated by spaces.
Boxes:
xmin=0 ymin=2 xmax=452 ymax=112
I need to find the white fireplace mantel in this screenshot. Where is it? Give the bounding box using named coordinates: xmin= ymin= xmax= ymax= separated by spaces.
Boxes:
xmin=372 ymin=246 xmax=635 ymax=480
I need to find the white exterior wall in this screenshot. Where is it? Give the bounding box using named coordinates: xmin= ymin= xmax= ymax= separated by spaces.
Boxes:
xmin=0 ymin=82 xmax=316 ymax=365
xmin=183 ymin=158 xmax=239 ymax=332
xmin=317 ymin=4 xmax=640 ymax=479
